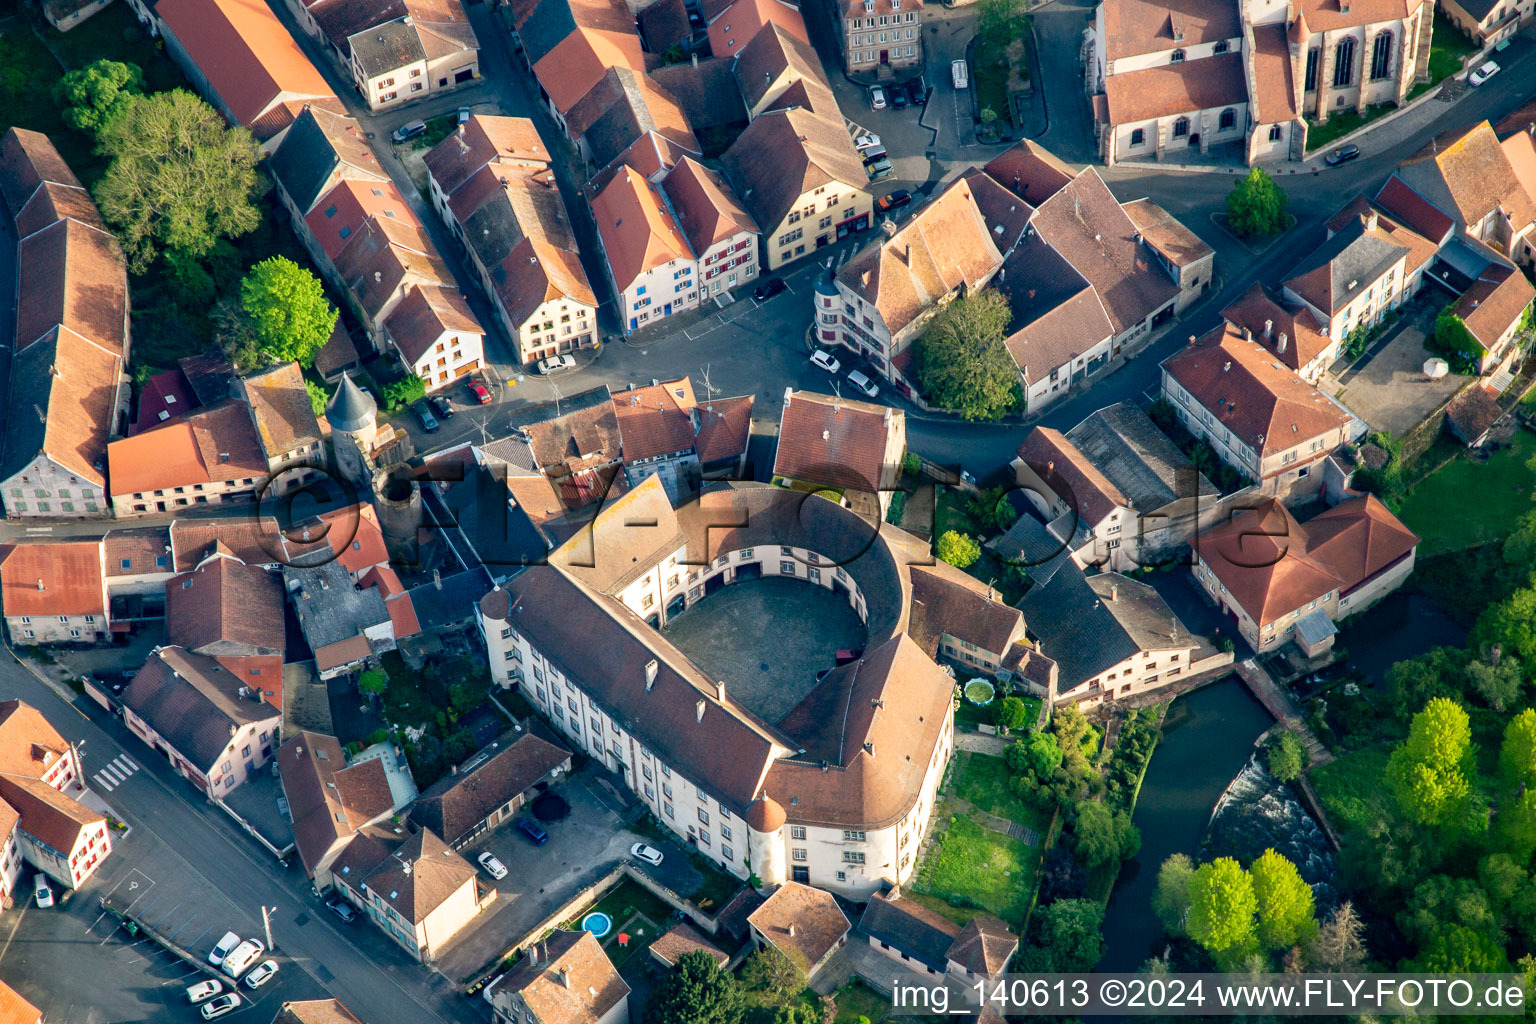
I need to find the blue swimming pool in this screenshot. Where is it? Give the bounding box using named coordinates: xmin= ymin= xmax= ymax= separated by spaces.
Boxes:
xmin=581 ymin=912 xmax=613 ymax=938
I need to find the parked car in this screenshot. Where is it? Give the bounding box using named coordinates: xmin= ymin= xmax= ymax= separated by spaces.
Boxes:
xmin=753 ymin=278 xmax=788 ymax=301
xmin=859 ymin=144 xmax=888 ymax=163
xmin=1324 ymin=143 xmax=1361 ymax=166
xmin=391 ymin=120 xmax=427 ymax=144
xmin=810 ymin=349 xmax=841 ymax=373
xmin=537 ymin=354 xmax=576 ymax=374
xmin=630 ymin=843 xmax=664 ymax=866
xmin=906 ymin=77 xmax=928 ymax=105
xmin=222 ymin=939 xmax=266 ymax=979
xmin=889 ymin=86 xmax=909 ymax=109
xmin=869 ymin=85 xmax=887 ymax=110
xmin=1470 ymin=60 xmax=1500 ymax=85
xmin=413 ymin=402 xmax=439 ymax=433
xmin=429 ymin=395 xmax=454 ymax=419
xmin=208 ymin=932 xmax=241 ymax=967
xmin=33 ymin=874 xmax=51 ymax=908
xmin=877 ymin=189 xmax=912 ymax=212
xmin=951 ymin=59 xmax=969 ymax=89
xmin=865 ymin=158 xmax=894 ymax=181
xmin=517 ymin=818 xmax=549 ymax=845
xmin=324 ymin=896 xmax=356 ymax=923
xmin=477 ymin=851 xmax=509 ymax=880
xmin=201 ymin=994 xmax=243 ymax=1020
xmin=243 ymin=960 xmax=279 ymax=989
xmin=465 ymin=378 xmax=493 ymax=405
xmin=846 ymin=370 xmax=879 ymax=398
xmin=853 ymin=133 xmax=882 ymax=152
xmin=186 ymin=980 xmax=224 ymax=1005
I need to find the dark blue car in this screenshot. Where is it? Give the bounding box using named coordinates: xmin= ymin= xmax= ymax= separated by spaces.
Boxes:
xmin=517 ymin=818 xmax=548 ymax=845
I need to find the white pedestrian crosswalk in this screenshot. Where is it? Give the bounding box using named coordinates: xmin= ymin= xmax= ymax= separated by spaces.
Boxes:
xmin=92 ymin=754 xmax=139 ymax=793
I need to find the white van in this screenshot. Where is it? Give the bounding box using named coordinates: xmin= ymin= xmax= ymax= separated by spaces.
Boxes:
xmin=951 ymin=59 xmax=969 ymax=89
xmin=221 ymin=939 xmax=266 ymax=979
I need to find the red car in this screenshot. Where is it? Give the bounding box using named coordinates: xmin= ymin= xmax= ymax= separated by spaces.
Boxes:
xmin=465 ymin=378 xmax=492 ymax=405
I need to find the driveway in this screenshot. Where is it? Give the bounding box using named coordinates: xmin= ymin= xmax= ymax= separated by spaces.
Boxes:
xmin=1322 ymin=293 xmax=1470 ymax=435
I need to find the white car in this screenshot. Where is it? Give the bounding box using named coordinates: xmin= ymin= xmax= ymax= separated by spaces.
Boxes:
xmin=201 ymin=993 xmax=242 ymax=1020
xmin=221 ymin=938 xmax=266 ymax=979
xmin=186 ymin=980 xmax=224 ymax=1004
xmin=869 ymin=85 xmax=887 ymax=110
xmin=630 ymin=843 xmax=664 ymax=866
xmin=846 ymin=370 xmax=880 ymax=399
xmin=537 ymin=354 xmax=576 ymax=374
xmin=478 ymin=851 xmax=508 ymax=880
xmin=1470 ymin=60 xmax=1500 ymax=85
xmin=33 ymin=874 xmax=52 ymax=908
xmin=208 ymin=931 xmax=240 ymax=967
xmin=853 ymin=133 xmax=882 ymax=152
xmin=243 ymin=959 xmax=279 ymax=989
xmin=809 ymin=349 xmax=841 ymax=373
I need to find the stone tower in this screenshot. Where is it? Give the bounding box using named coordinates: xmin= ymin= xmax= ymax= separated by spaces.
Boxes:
xmin=325 ymin=371 xmax=377 ymax=489
xmin=372 ymin=464 xmax=423 ymax=567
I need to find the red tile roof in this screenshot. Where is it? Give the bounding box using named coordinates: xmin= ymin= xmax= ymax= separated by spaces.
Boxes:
xmin=1101 ymin=0 xmax=1240 ymax=59
xmin=306 ymin=178 xmax=412 ymax=260
xmin=612 ymin=378 xmax=699 ymax=461
xmin=773 ymin=390 xmax=899 ymax=493
xmin=166 ymin=556 xmax=285 ymax=657
xmin=158 ymin=0 xmax=337 ymax=130
xmin=591 ymin=165 xmax=693 ymax=291
xmin=1163 ymin=324 xmax=1353 ymax=458
xmin=707 ymin=0 xmax=807 ymax=58
xmin=1452 ymin=264 xmax=1535 ymax=351
xmin=384 ymin=284 xmax=483 ymax=365
xmin=1 ymin=542 xmax=105 ymax=617
xmin=1102 ymin=52 xmax=1246 ymax=125
xmin=1373 ymin=175 xmax=1455 ymax=243
xmin=1220 ymin=281 xmax=1332 ymax=374
xmin=0 ymin=980 xmax=40 ymax=1024
xmin=663 ymin=157 xmax=758 ymax=255
xmin=1248 ymin=24 xmax=1298 ymax=124
xmin=107 ymin=400 xmax=269 ymax=498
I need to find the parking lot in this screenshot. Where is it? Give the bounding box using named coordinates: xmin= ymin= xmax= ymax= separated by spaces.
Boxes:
xmin=0 ymin=868 xmax=324 ymax=1023
xmin=432 ymin=772 xmax=714 ymax=984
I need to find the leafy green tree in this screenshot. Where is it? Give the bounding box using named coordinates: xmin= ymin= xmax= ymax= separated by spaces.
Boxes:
xmin=1034 ymin=899 xmax=1105 ymax=972
xmin=1468 ymin=656 xmax=1523 ymax=712
xmin=442 ymin=730 xmax=477 ymax=766
xmin=358 ymin=669 xmax=388 ymax=696
xmin=968 ymin=486 xmax=1018 ymax=531
xmin=1475 ymin=587 xmax=1536 ymax=667
xmin=1386 ymin=697 xmax=1479 ymax=831
xmin=1309 ymin=901 xmax=1367 ymax=973
xmin=1250 ymin=850 xmax=1317 ymax=951
xmin=306 ymin=379 xmax=329 ymax=417
xmin=740 ymin=947 xmax=802 ymax=1000
xmin=1498 ymin=710 xmax=1536 ymax=860
xmin=1225 ymin=167 xmax=1289 ymax=238
xmin=448 ymin=682 xmax=482 ymax=717
xmin=975 ymin=0 xmax=1027 ymax=47
xmin=1007 ymin=731 xmax=1062 ymax=780
xmin=385 ymin=375 xmax=428 ymax=411
xmin=993 ymin=695 xmax=1029 ymax=733
xmin=240 ymin=257 xmax=338 ymax=367
xmin=55 ymin=59 xmax=143 ymax=136
xmin=1052 ymin=706 xmax=1101 ymax=777
xmin=1432 ymin=308 xmax=1482 ymax=369
xmin=93 ymin=89 xmax=265 ymax=272
xmin=1386 ymin=647 xmax=1469 ymax=721
xmin=1267 ymin=731 xmax=1307 ymax=782
xmin=1187 ymin=857 xmax=1257 ymax=962
xmin=1075 ymin=802 xmax=1140 ymax=869
xmin=1153 ymin=853 xmax=1196 ymax=936
xmin=936 ymin=530 xmax=981 ymax=569
xmin=1411 ymin=923 xmax=1509 ymax=973
xmin=915 ymin=289 xmax=1020 ymax=422
xmin=1504 ymin=509 xmax=1536 ymax=579
xmin=770 ymin=1008 xmax=818 ymax=1024
xmin=647 ymin=951 xmax=744 ymax=1024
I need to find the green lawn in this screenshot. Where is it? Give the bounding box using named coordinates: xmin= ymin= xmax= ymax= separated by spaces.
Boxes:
xmin=951 ymin=751 xmax=1050 ymax=833
xmin=565 ymin=878 xmax=677 ymax=969
xmin=833 ymin=980 xmax=895 ymax=1023
xmin=1427 ymin=13 xmax=1476 ymax=84
xmin=1309 ymin=745 xmax=1393 ymax=838
xmin=1396 ymin=430 xmax=1536 ymax=554
xmin=913 ymin=816 xmax=1036 ymax=925
xmin=1306 ymin=107 xmax=1390 ymax=152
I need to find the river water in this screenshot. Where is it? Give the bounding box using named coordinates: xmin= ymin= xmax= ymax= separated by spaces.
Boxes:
xmin=1098 ymin=678 xmax=1276 ymax=970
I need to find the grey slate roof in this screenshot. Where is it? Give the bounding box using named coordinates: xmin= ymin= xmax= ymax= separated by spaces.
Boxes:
xmin=407 ymin=731 xmax=570 ymax=845
xmin=519 ymin=0 xmax=580 ymax=65
xmin=121 ymin=647 xmax=278 ymax=773
xmin=987 ymin=512 xmax=1075 ymax=587
xmin=1063 ymin=403 xmax=1216 ymax=515
xmin=1019 ymin=569 xmax=1189 ymax=688
xmin=1284 ymin=220 xmax=1408 ymax=315
xmin=326 ymin=372 xmax=377 ymax=433
xmin=857 ymin=892 xmax=960 ymax=973
xmin=284 ymin=559 xmax=391 ymax=649
xmin=406 ymin=566 xmax=495 ymax=631
xmin=478 ymin=435 xmax=542 ymax=476
xmin=269 ymin=108 xmax=383 ymax=216
xmin=1294 ymin=607 xmax=1337 ymax=647
xmin=435 ymin=466 xmax=551 ymax=575
xmin=350 ymin=20 xmax=427 ymax=77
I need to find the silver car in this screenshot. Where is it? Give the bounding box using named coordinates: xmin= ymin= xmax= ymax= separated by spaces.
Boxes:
xmin=846 ymin=370 xmax=879 ymax=399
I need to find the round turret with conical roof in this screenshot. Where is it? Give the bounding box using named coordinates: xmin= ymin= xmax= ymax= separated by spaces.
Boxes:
xmin=326 ymin=371 xmax=377 ymax=434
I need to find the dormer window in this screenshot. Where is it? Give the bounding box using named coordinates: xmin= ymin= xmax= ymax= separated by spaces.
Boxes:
xmin=1170 ymin=48 xmax=1186 ymax=62
xmin=1214 ymin=39 xmax=1229 ymax=53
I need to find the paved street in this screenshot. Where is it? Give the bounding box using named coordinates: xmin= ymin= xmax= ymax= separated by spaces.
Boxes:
xmin=0 ymin=654 xmax=477 ymax=1024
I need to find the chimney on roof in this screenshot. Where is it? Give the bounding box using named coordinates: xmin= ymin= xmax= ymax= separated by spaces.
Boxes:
xmin=863 ymin=741 xmax=874 ymax=755
xmin=693 ymin=52 xmax=699 ymax=66
xmin=1223 ymin=360 xmax=1232 ymax=371
xmin=1188 ymin=334 xmax=1197 ymax=346
xmin=35 ymin=579 xmax=43 ymax=592
xmin=788 ymin=924 xmax=797 ymax=937
xmin=646 ymin=659 xmax=659 ymax=690
xmin=715 ymin=680 xmax=725 ymax=701
xmin=696 ymin=699 xmax=706 ymax=723
xmin=1242 ymin=326 xmax=1253 ymax=341
xmin=1109 ymin=583 xmax=1118 ymax=602
xmin=432 ymin=569 xmax=442 ymax=590
xmin=529 ymin=945 xmax=539 ymax=966
xmin=1277 ymin=332 xmax=1289 ymax=353
xmin=1263 ymin=318 xmax=1273 ymax=340
xmin=903 ymin=243 xmax=911 ymax=265
xmin=558 ymin=968 xmax=571 ymax=990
